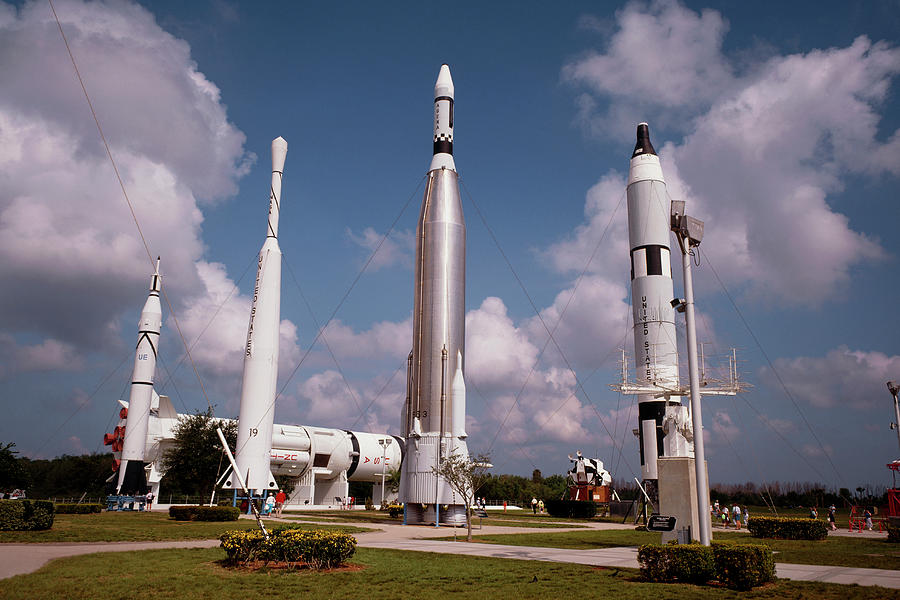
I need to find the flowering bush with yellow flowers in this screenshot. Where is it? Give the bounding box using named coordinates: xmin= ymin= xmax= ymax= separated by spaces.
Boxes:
xmin=219 ymin=528 xmax=356 ymax=569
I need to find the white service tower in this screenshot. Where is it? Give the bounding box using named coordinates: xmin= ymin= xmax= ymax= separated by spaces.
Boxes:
xmin=627 ymin=123 xmax=692 ymax=493
xmin=225 ymin=137 xmax=287 ymax=495
xmin=400 ymin=65 xmax=469 ymax=526
xmin=117 ymin=259 xmax=162 ymax=494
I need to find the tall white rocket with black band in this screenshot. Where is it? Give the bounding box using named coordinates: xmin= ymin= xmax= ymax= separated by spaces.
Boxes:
xmin=627 ymin=123 xmax=693 ymax=487
xmin=224 ymin=137 xmax=287 ymax=495
xmin=117 ymin=259 xmax=162 ymax=494
xmin=400 ymin=64 xmax=469 ymax=526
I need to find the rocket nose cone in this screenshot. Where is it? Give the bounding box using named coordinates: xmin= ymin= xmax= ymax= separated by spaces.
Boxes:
xmin=272 ymin=136 xmax=288 ymax=171
xmin=435 ymin=64 xmax=454 ymax=98
xmin=632 ymin=122 xmax=656 ymax=158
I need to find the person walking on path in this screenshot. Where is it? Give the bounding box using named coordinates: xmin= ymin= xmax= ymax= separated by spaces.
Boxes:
xmin=743 ymin=506 xmax=750 ymax=528
xmin=531 ymin=497 xmax=538 ymax=514
xmin=274 ymin=489 xmax=286 ymax=517
xmin=264 ymin=493 xmax=275 ymax=516
xmin=732 ymin=504 xmax=742 ymax=529
xmin=809 ymin=506 xmax=818 ymax=519
xmin=864 ymin=508 xmax=873 ymax=530
xmin=538 ymin=499 xmax=544 ymax=514
xmin=721 ymin=504 xmax=729 ymax=527
xmin=828 ymin=505 xmax=837 ymax=531
xmin=144 ymin=491 xmax=153 ymax=512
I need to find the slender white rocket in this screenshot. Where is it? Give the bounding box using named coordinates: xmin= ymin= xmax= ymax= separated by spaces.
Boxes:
xmin=626 ymin=123 xmax=691 ymax=484
xmin=226 ymin=137 xmax=287 ymax=494
xmin=117 ymin=259 xmax=162 ymax=494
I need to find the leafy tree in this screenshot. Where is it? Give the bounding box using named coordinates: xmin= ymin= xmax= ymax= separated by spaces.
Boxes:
xmin=0 ymin=442 xmax=30 ymax=491
xmin=160 ymin=410 xmax=237 ymax=499
xmin=433 ymin=451 xmax=491 ymax=541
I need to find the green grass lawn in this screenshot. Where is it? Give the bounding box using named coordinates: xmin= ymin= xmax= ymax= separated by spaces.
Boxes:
xmin=0 ymin=512 xmax=371 ymax=543
xmin=0 ymin=546 xmax=891 ymax=599
xmin=456 ymin=528 xmax=900 ymax=571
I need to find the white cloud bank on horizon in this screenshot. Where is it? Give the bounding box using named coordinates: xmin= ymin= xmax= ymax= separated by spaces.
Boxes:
xmin=0 ymin=0 xmax=254 ymax=357
xmin=563 ymin=0 xmax=898 ymax=306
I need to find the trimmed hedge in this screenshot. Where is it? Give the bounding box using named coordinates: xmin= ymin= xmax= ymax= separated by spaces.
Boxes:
xmin=220 ymin=528 xmax=356 ymax=568
xmin=713 ymin=543 xmax=776 ymax=590
xmin=0 ymin=499 xmax=55 ymax=531
xmin=638 ymin=542 xmax=775 ymax=590
xmin=544 ymin=499 xmax=597 ymax=519
xmin=169 ymin=505 xmax=239 ymax=521
xmin=888 ymin=525 xmax=900 ymax=543
xmin=747 ymin=516 xmax=828 ymax=540
xmin=55 ymin=503 xmax=103 ymax=514
xmin=638 ymin=543 xmax=715 ymax=584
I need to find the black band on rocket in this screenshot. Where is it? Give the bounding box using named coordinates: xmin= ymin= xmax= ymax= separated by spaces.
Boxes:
xmin=433 ymin=140 xmax=453 ymax=155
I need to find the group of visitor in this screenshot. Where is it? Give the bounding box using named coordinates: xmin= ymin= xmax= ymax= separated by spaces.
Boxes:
xmin=530 ymin=497 xmax=545 ymax=514
xmin=711 ymin=500 xmax=749 ymax=529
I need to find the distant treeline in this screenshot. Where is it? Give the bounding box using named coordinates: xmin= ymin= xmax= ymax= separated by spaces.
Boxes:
xmin=0 ymin=444 xmax=111 ymax=499
xmin=612 ymin=478 xmax=888 ymax=508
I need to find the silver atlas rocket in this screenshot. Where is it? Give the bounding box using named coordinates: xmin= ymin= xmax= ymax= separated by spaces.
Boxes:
xmin=400 ymin=65 xmax=469 ymax=525
xmin=117 ymin=259 xmax=162 ymax=494
xmin=627 ymin=123 xmax=692 ymax=492
xmin=224 ymin=137 xmax=288 ymax=495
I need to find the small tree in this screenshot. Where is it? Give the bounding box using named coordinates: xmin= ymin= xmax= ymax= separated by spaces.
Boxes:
xmin=161 ymin=410 xmax=237 ymax=500
xmin=0 ymin=442 xmax=30 ymax=491
xmin=433 ymin=451 xmax=491 ymax=541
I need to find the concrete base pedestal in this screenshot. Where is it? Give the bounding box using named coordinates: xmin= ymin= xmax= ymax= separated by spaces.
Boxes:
xmin=657 ymin=457 xmax=708 ymax=543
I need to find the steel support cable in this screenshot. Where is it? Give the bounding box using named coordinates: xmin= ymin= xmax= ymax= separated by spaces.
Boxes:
xmin=464 ymin=376 xmax=542 ymax=470
xmin=49 ymin=0 xmax=214 ymax=415
xmin=230 ymin=175 xmax=426 ymax=459
xmin=468 ymin=179 xmax=624 ymax=454
xmin=460 ymin=180 xmax=638 ymax=478
xmin=156 ymin=253 xmax=257 ymax=392
xmin=692 ymin=307 xmax=779 ymax=513
xmin=282 ymin=255 xmax=365 ymax=419
xmin=274 ymin=174 xmax=425 ymax=404
xmin=33 ymin=353 xmax=131 ymax=457
xmin=349 ymin=364 xmax=404 ymax=430
xmin=701 ymin=249 xmax=846 ymax=490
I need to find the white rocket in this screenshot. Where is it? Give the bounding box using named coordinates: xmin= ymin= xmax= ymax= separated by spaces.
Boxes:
xmin=224 ymin=137 xmax=287 ymax=494
xmin=116 ymin=259 xmax=162 ymax=494
xmin=400 ymin=65 xmax=469 ymax=526
xmin=627 ymin=123 xmax=692 ymax=486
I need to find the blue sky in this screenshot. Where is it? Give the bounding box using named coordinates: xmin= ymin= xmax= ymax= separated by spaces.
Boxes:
xmin=1 ymin=0 xmax=899 ymax=493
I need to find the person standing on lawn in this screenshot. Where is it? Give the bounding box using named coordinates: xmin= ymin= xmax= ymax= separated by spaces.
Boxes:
xmin=828 ymin=504 xmax=837 ymax=531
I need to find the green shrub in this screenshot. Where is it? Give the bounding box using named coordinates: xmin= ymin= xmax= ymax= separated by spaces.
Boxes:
xmin=220 ymin=528 xmax=356 ymax=568
xmin=713 ymin=543 xmax=776 ymax=590
xmin=55 ymin=503 xmax=103 ymax=514
xmin=544 ymin=499 xmax=597 ymax=519
xmin=638 ymin=543 xmax=715 ymax=584
xmin=169 ymin=505 xmax=195 ymax=520
xmin=0 ymin=499 xmax=55 ymax=531
xmin=747 ymin=516 xmax=827 ymax=540
xmin=194 ymin=506 xmax=239 ymax=521
xmin=639 ymin=542 xmax=774 ymax=590
xmin=887 ymin=525 xmax=900 ymax=543
xmin=169 ymin=505 xmax=238 ymax=521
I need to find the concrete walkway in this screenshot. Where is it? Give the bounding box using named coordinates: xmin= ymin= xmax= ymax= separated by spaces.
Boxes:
xmin=1 ymin=518 xmax=898 ymax=590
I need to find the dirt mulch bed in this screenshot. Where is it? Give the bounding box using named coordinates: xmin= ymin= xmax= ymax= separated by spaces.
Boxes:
xmin=224 ymin=560 xmax=366 ymax=573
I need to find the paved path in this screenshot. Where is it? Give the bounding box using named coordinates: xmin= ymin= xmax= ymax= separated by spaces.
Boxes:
xmin=1 ymin=518 xmax=898 ymax=590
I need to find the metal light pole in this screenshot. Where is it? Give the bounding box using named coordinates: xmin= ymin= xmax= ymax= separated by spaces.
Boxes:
xmin=671 ymin=201 xmax=712 ymax=546
xmin=378 ymin=438 xmax=392 ymax=510
xmin=889 ymin=382 xmax=900 ymax=453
